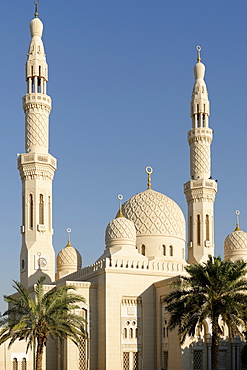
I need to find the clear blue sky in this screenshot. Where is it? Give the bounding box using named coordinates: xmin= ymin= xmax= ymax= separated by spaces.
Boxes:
xmin=0 ymin=0 xmax=247 ymax=312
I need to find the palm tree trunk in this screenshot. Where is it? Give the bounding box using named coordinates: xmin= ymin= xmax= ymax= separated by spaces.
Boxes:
xmin=35 ymin=337 xmax=44 ymax=370
xmin=211 ymin=314 xmax=219 ymax=370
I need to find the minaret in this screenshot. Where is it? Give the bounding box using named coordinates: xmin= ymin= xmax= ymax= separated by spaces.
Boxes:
xmin=184 ymin=46 xmax=217 ymax=264
xmin=18 ymin=5 xmax=56 ymax=287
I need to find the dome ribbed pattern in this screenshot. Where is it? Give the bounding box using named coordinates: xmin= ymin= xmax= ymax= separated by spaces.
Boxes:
xmin=57 ymin=242 xmax=82 ymax=269
xmin=122 ymin=189 xmax=185 ymax=239
xmin=224 ymin=230 xmax=247 ymax=250
xmin=105 ymin=217 xmax=136 ymax=242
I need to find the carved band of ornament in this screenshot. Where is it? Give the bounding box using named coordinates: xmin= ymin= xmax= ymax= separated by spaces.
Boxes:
xmin=122 ymin=298 xmax=142 ymax=305
xmin=193 ymin=181 xmax=203 ymax=187
xmin=37 ymin=156 xmax=48 ymax=162
xmin=24 ymin=155 xmax=35 ymax=162
xmin=189 ymin=137 xmax=212 ymax=145
xmin=122 ymin=344 xmax=139 ymax=349
xmin=19 ymin=166 xmax=55 ymax=181
xmin=24 ymin=104 xmax=51 ymax=114
xmin=205 ymin=182 xmax=213 ymax=187
xmin=186 ymin=195 xmax=215 ymax=203
xmin=23 ymin=95 xmax=51 ymax=103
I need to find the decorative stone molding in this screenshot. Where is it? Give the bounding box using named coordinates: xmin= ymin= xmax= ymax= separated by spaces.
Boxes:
xmin=18 ymin=163 xmax=55 ymax=181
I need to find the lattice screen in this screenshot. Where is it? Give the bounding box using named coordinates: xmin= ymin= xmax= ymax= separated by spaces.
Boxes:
xmin=193 ymin=350 xmax=203 ymax=370
xmin=133 ymin=352 xmax=139 ymax=369
xmin=164 ymin=351 xmax=168 ymax=370
xmin=21 ymin=358 xmax=27 ymax=370
xmin=79 ymin=338 xmax=87 ymax=370
xmin=13 ymin=358 xmax=18 ymax=370
xmin=123 ymin=352 xmax=130 ymax=370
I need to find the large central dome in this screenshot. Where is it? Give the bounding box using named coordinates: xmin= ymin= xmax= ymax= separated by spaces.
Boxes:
xmin=122 ymin=189 xmax=185 ymax=240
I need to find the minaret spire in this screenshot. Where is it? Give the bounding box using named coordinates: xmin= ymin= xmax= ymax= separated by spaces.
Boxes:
xmin=18 ymin=8 xmax=57 ymax=287
xmin=184 ymin=46 xmax=217 ymax=264
xmin=34 ymin=0 xmax=39 ymax=18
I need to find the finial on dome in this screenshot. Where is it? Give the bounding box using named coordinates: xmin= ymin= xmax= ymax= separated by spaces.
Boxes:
xmin=117 ymin=194 xmax=124 ymax=218
xmin=66 ymin=228 xmax=72 ymax=247
xmin=196 ymin=45 xmax=201 ymax=63
xmin=146 ymin=166 xmax=153 ymax=189
xmin=34 ymin=0 xmax=40 ymax=18
xmin=235 ymin=210 xmax=241 ymax=231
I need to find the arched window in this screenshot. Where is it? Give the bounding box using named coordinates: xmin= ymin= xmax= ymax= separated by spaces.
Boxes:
xmin=130 ymin=328 xmax=133 ymax=338
xmin=22 ymin=195 xmax=25 ymax=226
xmin=163 ymin=245 xmax=166 ymax=256
xmin=21 ymin=358 xmax=27 ymax=370
xmin=197 ymin=214 xmax=201 ymax=245
xmin=141 ymin=245 xmax=145 ymax=256
xmin=48 ymin=196 xmax=51 ymax=231
xmin=169 ymin=245 xmax=173 ymax=257
xmin=13 ymin=358 xmax=18 ymax=370
xmin=39 ymin=194 xmax=44 ymax=225
xmin=124 ymin=328 xmax=127 ymax=338
xmin=206 ymin=214 xmax=210 ymax=241
xmin=135 ymin=328 xmax=138 ymax=338
xmin=163 ymin=327 xmax=166 ymax=337
xmin=189 ymin=216 xmax=192 ymax=242
xmin=29 ymin=194 xmax=33 ymax=229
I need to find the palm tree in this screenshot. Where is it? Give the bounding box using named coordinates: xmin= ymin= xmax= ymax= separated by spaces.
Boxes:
xmin=164 ymin=256 xmax=247 ymax=370
xmin=0 ymin=277 xmax=87 ymax=370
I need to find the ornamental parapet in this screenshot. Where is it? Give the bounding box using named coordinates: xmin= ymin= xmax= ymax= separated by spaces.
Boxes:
xmin=188 ymin=127 xmax=212 ymax=145
xmin=55 ymin=257 xmax=186 ymax=284
xmin=22 ymin=93 xmax=52 ymax=111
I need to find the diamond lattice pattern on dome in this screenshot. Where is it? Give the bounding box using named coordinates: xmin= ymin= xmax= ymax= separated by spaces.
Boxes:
xmin=57 ymin=246 xmax=82 ymax=268
xmin=224 ymin=230 xmax=247 ymax=250
xmin=122 ymin=189 xmax=185 ymax=239
xmin=105 ymin=218 xmax=136 ymax=242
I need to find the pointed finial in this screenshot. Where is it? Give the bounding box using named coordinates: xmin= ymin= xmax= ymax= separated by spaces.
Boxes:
xmin=34 ymin=0 xmax=40 ymax=18
xmin=146 ymin=166 xmax=153 ymax=189
xmin=117 ymin=194 xmax=124 ymax=218
xmin=66 ymin=228 xmax=72 ymax=246
xmin=235 ymin=210 xmax=241 ymax=231
xmin=196 ymin=46 xmax=201 ymax=63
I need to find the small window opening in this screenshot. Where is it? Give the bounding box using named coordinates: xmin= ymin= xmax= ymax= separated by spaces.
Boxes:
xmin=141 ymin=244 xmax=145 ymax=256
xmin=206 ymin=214 xmax=210 ymax=241
xmin=197 ymin=214 xmax=201 ymax=245
xmin=163 ymin=245 xmax=166 ymax=256
xmin=169 ymin=245 xmax=173 ymax=257
xmin=39 ymin=194 xmax=44 ymax=225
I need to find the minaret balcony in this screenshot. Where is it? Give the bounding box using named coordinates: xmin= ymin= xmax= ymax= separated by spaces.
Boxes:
xmin=184 ymin=179 xmax=217 ymax=192
xmin=22 ymin=93 xmax=52 ymax=109
xmin=17 ymin=152 xmax=57 ymax=170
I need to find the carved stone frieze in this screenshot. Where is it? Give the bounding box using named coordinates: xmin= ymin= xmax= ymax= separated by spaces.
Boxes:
xmin=185 ymin=188 xmax=216 ymax=203
xmin=19 ymin=163 xmax=55 ymax=181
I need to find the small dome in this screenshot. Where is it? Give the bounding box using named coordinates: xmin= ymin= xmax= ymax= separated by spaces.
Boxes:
xmin=57 ymin=241 xmax=82 ymax=270
xmin=122 ymin=189 xmax=185 ymax=240
xmin=105 ymin=216 xmax=136 ymax=244
xmin=224 ymin=229 xmax=247 ymax=251
xmin=194 ymin=61 xmax=205 ymax=79
xmin=224 ymin=227 xmax=247 ymax=261
xmin=30 ymin=17 xmax=43 ymax=38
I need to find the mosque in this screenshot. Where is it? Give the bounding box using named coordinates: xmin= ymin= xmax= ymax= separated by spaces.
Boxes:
xmin=0 ymin=4 xmax=246 ymax=370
